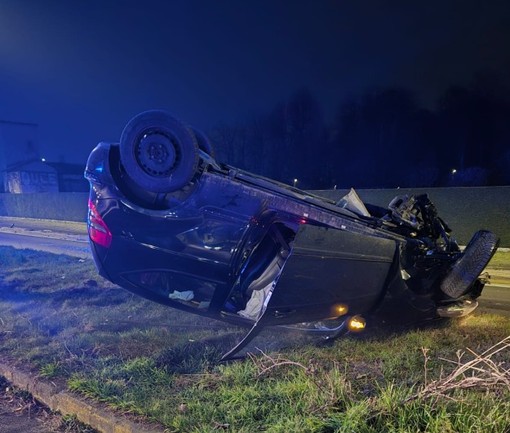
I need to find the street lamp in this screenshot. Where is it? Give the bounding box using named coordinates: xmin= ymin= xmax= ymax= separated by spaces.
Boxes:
xmin=450 ymin=168 xmax=458 ymax=185
xmin=293 ymin=178 xmax=298 ymax=187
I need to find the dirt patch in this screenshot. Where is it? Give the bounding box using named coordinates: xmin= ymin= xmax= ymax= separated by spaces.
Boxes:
xmin=0 ymin=376 xmax=96 ymax=433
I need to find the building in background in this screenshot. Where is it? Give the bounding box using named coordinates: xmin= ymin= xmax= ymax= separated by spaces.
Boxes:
xmin=0 ymin=120 xmax=40 ymax=192
xmin=3 ymin=160 xmax=87 ymax=193
xmin=1 ymin=119 xmax=87 ymax=193
xmin=45 ymin=162 xmax=88 ymax=192
xmin=3 ymin=160 xmax=59 ymax=193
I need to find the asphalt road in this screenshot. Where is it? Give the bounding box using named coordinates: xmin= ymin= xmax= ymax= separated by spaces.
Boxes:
xmin=0 ymin=216 xmax=89 ymax=258
xmin=0 ymin=231 xmax=89 ymax=259
xmin=478 ymin=283 xmax=510 ymax=316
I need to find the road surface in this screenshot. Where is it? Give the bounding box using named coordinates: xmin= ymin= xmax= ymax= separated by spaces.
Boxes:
xmin=0 ymin=232 xmax=89 ymax=259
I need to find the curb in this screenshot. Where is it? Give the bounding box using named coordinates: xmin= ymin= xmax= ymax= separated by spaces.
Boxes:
xmin=0 ymin=362 xmax=165 ymax=433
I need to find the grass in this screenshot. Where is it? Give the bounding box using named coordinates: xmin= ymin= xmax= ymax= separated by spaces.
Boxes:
xmin=487 ymin=250 xmax=510 ymax=270
xmin=1 ymin=246 xmax=509 ymax=432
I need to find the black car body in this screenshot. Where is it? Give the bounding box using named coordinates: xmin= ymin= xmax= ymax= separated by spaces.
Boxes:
xmin=84 ymin=110 xmax=499 ymax=359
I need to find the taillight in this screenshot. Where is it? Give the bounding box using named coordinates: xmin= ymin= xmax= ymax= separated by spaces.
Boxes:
xmin=87 ymin=199 xmax=112 ymax=248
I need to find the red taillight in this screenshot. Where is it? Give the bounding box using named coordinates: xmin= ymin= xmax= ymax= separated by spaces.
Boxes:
xmin=87 ymin=199 xmax=112 ymax=248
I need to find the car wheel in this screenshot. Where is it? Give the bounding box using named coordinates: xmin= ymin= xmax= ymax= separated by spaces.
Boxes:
xmin=440 ymin=230 xmax=499 ymax=298
xmin=120 ymin=110 xmax=199 ymax=193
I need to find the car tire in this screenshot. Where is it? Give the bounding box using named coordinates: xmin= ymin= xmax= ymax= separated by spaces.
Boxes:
xmin=120 ymin=110 xmax=199 ymax=193
xmin=440 ymin=230 xmax=499 ymax=298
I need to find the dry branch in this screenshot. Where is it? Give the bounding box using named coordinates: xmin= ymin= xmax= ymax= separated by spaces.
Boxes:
xmin=408 ymin=336 xmax=510 ymax=402
xmin=249 ymin=348 xmax=338 ymax=404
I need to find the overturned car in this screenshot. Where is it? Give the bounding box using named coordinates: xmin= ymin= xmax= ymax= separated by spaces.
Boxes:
xmin=84 ymin=110 xmax=499 ymax=359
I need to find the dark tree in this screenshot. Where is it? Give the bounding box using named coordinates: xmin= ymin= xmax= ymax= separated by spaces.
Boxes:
xmin=332 ymin=88 xmax=429 ymax=188
xmin=210 ymin=89 xmax=327 ymax=188
xmin=437 ymin=73 xmax=510 ymax=185
xmin=210 ymin=74 xmax=510 ymax=189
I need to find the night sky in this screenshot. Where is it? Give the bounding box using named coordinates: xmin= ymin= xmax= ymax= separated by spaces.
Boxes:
xmin=1 ymin=0 xmax=510 ymax=165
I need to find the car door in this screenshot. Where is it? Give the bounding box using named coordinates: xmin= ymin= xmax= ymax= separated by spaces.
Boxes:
xmin=257 ymin=224 xmax=398 ymax=326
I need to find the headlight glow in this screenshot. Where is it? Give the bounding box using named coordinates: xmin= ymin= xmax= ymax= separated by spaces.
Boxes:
xmin=347 ymin=315 xmax=366 ymax=332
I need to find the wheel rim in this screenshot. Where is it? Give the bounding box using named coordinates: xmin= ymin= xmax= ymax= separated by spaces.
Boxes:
xmin=135 ymin=131 xmax=180 ymax=177
xmin=120 ymin=110 xmax=199 ymax=193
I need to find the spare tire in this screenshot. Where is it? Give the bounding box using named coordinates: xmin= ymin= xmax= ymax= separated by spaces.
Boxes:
xmin=120 ymin=110 xmax=199 ymax=193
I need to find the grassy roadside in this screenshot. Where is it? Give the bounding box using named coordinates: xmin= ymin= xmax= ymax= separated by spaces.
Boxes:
xmin=0 ymin=246 xmax=509 ymax=433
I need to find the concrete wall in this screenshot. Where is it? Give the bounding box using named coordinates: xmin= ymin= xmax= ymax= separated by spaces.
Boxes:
xmin=0 ymin=192 xmax=88 ymax=222
xmin=0 ymin=186 xmax=508 ymax=246
xmin=315 ymin=186 xmax=510 ymax=247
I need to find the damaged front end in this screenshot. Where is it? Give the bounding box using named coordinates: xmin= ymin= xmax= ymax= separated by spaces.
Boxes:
xmin=221 ymin=192 xmax=498 ymax=359
xmin=379 ymin=193 xmax=498 ymax=321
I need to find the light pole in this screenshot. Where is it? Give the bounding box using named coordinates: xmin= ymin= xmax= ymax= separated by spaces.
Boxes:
xmin=293 ymin=178 xmax=298 ymax=187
